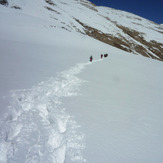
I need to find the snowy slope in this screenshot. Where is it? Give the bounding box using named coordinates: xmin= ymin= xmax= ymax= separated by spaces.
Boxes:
xmin=2 ymin=0 xmax=163 ymax=59
xmin=72 ymin=54 xmax=163 ymax=163
xmin=0 ymin=0 xmax=163 ymax=163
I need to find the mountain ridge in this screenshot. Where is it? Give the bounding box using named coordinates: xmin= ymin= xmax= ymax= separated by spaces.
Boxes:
xmin=1 ymin=0 xmax=163 ymax=61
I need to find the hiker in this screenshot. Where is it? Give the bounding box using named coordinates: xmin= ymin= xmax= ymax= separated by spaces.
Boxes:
xmin=104 ymin=53 xmax=108 ymax=57
xmin=101 ymin=54 xmax=103 ymax=59
xmin=90 ymin=55 xmax=93 ymax=62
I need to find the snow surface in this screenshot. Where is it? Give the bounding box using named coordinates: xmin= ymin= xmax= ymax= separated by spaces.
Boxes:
xmin=0 ymin=1 xmax=163 ymax=163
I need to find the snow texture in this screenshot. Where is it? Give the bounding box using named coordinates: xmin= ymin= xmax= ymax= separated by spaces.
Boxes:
xmin=0 ymin=0 xmax=163 ymax=163
xmin=0 ymin=62 xmax=90 ymax=163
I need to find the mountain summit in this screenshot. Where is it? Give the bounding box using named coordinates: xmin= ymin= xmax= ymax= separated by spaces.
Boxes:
xmin=1 ymin=0 xmax=163 ymax=61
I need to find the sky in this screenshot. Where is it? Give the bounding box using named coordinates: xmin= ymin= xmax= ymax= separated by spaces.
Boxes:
xmin=90 ymin=0 xmax=163 ymax=24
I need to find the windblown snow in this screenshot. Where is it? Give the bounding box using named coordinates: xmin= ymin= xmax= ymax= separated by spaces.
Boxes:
xmin=0 ymin=0 xmax=163 ymax=163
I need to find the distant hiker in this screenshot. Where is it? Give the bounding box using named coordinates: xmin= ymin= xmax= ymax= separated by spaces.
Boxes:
xmin=104 ymin=53 xmax=108 ymax=58
xmin=90 ymin=55 xmax=93 ymax=62
xmin=101 ymin=54 xmax=103 ymax=59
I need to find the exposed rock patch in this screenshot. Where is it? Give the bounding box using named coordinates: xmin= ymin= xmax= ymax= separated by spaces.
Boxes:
xmin=75 ymin=18 xmax=163 ymax=61
xmin=0 ymin=0 xmax=8 ymax=6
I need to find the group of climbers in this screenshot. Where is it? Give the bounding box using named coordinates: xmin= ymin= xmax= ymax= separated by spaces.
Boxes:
xmin=90 ymin=53 xmax=108 ymax=62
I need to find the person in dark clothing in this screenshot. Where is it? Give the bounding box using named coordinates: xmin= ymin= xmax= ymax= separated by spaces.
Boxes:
xmin=101 ymin=54 xmax=103 ymax=59
xmin=90 ymin=55 xmax=93 ymax=62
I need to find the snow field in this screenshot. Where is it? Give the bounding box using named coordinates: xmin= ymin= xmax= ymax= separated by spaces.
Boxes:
xmin=74 ymin=54 xmax=163 ymax=163
xmin=0 ymin=1 xmax=163 ymax=162
xmin=0 ymin=62 xmax=94 ymax=163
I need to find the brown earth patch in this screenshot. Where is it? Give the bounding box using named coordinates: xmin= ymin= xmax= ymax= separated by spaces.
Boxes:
xmin=45 ymin=0 xmax=56 ymax=6
xmin=11 ymin=5 xmax=21 ymax=9
xmin=117 ymin=25 xmax=163 ymax=60
xmin=75 ymin=18 xmax=163 ymax=61
xmin=80 ymin=0 xmax=97 ymax=12
xmin=75 ymin=19 xmax=132 ymax=52
xmin=44 ymin=6 xmax=61 ymax=14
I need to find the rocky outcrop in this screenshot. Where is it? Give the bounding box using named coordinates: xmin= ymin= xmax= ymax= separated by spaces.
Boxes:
xmin=75 ymin=19 xmax=163 ymax=61
xmin=0 ymin=0 xmax=8 ymax=6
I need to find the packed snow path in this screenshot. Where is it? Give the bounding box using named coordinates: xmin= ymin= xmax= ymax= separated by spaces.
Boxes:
xmin=0 ymin=61 xmax=98 ymax=163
